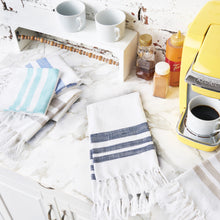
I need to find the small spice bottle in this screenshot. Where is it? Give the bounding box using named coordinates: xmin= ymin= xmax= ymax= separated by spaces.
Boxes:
xmin=136 ymin=34 xmax=155 ymax=80
xmin=153 ymin=62 xmax=170 ymax=98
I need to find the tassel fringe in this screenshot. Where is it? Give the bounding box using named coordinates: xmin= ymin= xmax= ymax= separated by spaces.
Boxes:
xmin=0 ymin=120 xmax=25 ymax=159
xmin=92 ymin=168 xmax=167 ymax=220
xmin=154 ymin=180 xmax=206 ymax=220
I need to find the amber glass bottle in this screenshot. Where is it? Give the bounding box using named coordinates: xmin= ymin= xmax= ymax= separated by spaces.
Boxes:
xmin=165 ymin=31 xmax=184 ymax=87
xmin=136 ymin=34 xmax=155 ymax=80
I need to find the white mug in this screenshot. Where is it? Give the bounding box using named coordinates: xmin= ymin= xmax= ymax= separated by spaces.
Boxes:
xmin=95 ymin=9 xmax=126 ymax=42
xmin=56 ymin=0 xmax=86 ymax=32
xmin=186 ymin=95 xmax=220 ymax=137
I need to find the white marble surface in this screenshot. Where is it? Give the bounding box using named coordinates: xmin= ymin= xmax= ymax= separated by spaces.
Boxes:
xmin=0 ymin=41 xmax=218 ymax=220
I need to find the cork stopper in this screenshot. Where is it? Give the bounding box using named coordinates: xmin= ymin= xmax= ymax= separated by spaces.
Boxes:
xmin=139 ymin=34 xmax=152 ymax=46
xmin=170 ymin=31 xmax=185 ymax=47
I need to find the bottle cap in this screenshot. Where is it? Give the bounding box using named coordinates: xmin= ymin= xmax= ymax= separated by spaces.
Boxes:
xmin=170 ymin=31 xmax=185 ymax=47
xmin=139 ymin=34 xmax=152 ymax=46
xmin=155 ymin=62 xmax=170 ymax=75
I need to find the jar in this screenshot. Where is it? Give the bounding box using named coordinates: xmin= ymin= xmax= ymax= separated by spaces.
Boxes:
xmin=136 ymin=34 xmax=155 ymax=80
xmin=165 ymin=30 xmax=185 ymax=87
xmin=153 ymin=62 xmax=170 ymax=98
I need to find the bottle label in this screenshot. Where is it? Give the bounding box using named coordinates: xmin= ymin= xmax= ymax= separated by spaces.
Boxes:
xmin=165 ymin=57 xmax=181 ymax=72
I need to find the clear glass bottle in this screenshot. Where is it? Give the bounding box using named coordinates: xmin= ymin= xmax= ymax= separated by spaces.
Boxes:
xmin=153 ymin=62 xmax=170 ymax=98
xmin=136 ymin=34 xmax=156 ymax=80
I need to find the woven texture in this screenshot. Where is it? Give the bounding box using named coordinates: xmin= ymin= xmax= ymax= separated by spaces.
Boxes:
xmin=87 ymin=92 xmax=167 ymax=220
xmin=26 ymin=55 xmax=81 ymax=96
xmin=0 ymin=67 xmax=59 ymax=114
xmin=155 ymin=152 xmax=220 ymax=220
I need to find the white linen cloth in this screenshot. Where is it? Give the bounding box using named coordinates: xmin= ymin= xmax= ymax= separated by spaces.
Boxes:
xmin=154 ymin=152 xmax=220 ymax=220
xmin=0 ymin=67 xmax=60 ymax=114
xmin=87 ymin=92 xmax=167 ymax=220
xmin=26 ymin=55 xmax=81 ymax=96
xmin=0 ymin=88 xmax=81 ymax=157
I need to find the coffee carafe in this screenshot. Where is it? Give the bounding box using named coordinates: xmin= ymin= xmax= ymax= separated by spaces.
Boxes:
xmin=176 ymin=1 xmax=220 ymax=151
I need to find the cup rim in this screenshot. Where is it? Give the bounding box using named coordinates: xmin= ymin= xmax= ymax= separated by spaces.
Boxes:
xmin=188 ymin=95 xmax=220 ymax=122
xmin=95 ymin=9 xmax=126 ymax=26
xmin=56 ymin=0 xmax=85 ymax=17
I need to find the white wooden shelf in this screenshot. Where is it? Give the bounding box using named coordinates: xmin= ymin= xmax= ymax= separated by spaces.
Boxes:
xmin=0 ymin=6 xmax=138 ymax=81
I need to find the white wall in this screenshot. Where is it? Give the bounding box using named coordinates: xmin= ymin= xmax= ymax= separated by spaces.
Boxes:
xmin=0 ymin=0 xmax=211 ymax=59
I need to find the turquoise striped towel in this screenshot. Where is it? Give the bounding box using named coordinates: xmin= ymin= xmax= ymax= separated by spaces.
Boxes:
xmin=0 ymin=67 xmax=60 ymax=114
xmin=26 ymin=55 xmax=81 ymax=96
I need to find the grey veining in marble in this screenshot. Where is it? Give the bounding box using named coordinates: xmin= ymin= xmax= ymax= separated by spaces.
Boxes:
xmin=0 ymin=41 xmax=217 ymax=220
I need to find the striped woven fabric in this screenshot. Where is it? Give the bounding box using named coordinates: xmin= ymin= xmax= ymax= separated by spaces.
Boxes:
xmin=87 ymin=92 xmax=167 ymax=220
xmin=90 ymin=122 xmax=155 ymax=180
xmin=0 ymin=67 xmax=60 ymax=114
xmin=26 ymin=55 xmax=81 ymax=95
xmin=155 ymin=152 xmax=220 ymax=220
xmin=0 ymin=88 xmax=81 ymax=157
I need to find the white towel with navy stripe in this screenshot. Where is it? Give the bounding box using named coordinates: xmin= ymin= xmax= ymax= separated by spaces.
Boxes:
xmin=0 ymin=67 xmax=60 ymax=114
xmin=87 ymin=92 xmax=167 ymax=220
xmin=26 ymin=55 xmax=81 ymax=96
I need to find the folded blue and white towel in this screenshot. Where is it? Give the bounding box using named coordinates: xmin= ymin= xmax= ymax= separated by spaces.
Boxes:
xmin=0 ymin=88 xmax=81 ymax=157
xmin=0 ymin=67 xmax=60 ymax=114
xmin=87 ymin=92 xmax=167 ymax=220
xmin=26 ymin=55 xmax=81 ymax=96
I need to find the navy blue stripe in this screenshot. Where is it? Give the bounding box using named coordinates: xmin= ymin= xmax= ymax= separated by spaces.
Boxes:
xmin=91 ymin=122 xmax=149 ymax=143
xmin=90 ymin=165 xmax=94 ymax=171
xmin=91 ymin=136 xmax=152 ymax=155
xmin=91 ymin=174 xmax=96 ymax=180
xmin=55 ymin=83 xmax=77 ymax=94
xmin=66 ymin=83 xmax=77 ymax=88
xmin=90 ymin=150 xmax=93 ymax=159
xmin=93 ymin=144 xmax=154 ymax=163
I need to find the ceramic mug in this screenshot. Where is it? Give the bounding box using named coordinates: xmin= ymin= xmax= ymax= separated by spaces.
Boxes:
xmin=186 ymin=95 xmax=220 ymax=137
xmin=95 ymin=9 xmax=126 ymax=42
xmin=56 ymin=0 xmax=86 ymax=32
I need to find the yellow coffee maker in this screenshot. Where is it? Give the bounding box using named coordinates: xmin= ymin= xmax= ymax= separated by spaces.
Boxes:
xmin=177 ymin=1 xmax=220 ymax=151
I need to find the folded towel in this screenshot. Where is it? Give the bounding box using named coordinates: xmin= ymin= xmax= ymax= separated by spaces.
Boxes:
xmin=26 ymin=55 xmax=81 ymax=96
xmin=87 ymin=92 xmax=167 ymax=220
xmin=154 ymin=153 xmax=220 ymax=220
xmin=28 ymin=91 xmax=81 ymax=145
xmin=0 ymin=88 xmax=81 ymax=157
xmin=0 ymin=67 xmax=60 ymax=114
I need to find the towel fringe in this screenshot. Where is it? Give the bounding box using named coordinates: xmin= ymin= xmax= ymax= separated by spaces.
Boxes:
xmin=0 ymin=121 xmax=25 ymax=158
xmin=92 ymin=167 xmax=167 ymax=220
xmin=154 ymin=180 xmax=206 ymax=220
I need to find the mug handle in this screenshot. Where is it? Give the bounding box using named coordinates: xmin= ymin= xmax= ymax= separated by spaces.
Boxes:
xmin=213 ymin=121 xmax=220 ymax=135
xmin=114 ymin=27 xmax=120 ymax=41
xmin=76 ymin=17 xmax=83 ymax=31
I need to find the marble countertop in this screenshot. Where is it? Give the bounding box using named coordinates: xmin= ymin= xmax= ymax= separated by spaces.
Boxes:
xmin=0 ymin=41 xmax=217 ymax=220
